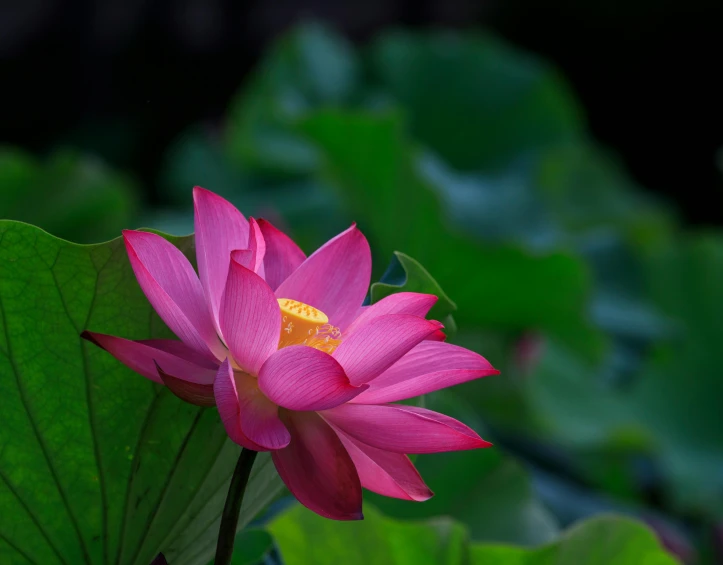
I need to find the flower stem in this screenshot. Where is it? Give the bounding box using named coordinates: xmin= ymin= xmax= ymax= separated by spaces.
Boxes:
xmin=214 ymin=448 xmax=258 ymax=565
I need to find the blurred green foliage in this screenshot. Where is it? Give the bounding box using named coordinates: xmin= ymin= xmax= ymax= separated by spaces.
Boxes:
xmin=268 ymin=504 xmax=677 ymax=565
xmin=3 ymin=18 xmax=720 ymax=565
xmin=0 ymin=147 xmax=138 ymax=243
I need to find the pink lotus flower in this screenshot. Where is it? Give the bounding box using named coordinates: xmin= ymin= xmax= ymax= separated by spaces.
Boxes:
xmin=83 ymin=187 xmax=499 ymax=520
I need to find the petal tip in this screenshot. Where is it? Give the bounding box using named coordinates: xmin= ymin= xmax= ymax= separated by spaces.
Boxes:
xmin=413 ymin=488 xmax=434 ymax=502
xmin=80 ymin=330 xmax=103 ymax=349
xmin=121 ymin=228 xmax=140 ymax=240
xmin=122 ymin=229 xmax=153 ymax=250
xmin=192 ymin=185 xmax=213 ymax=200
xmin=348 ymin=510 xmax=364 ymax=521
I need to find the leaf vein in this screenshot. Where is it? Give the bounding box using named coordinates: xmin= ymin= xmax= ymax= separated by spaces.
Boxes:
xmin=0 ymin=469 xmax=68 ymax=565
xmin=128 ymin=408 xmax=205 ymax=565
xmin=0 ymin=289 xmax=93 ymax=565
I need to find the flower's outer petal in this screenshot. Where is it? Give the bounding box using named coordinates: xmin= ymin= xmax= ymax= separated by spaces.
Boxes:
xmin=321 ymin=403 xmax=491 ymax=454
xmin=352 ymin=340 xmax=499 ymax=404
xmin=344 ymin=292 xmax=438 ymax=337
xmin=155 ymin=362 xmax=216 ymax=407
xmin=220 ymin=258 xmax=280 ymax=375
xmin=81 ymin=331 xmax=218 ymax=384
xmin=258 ymin=346 xmax=367 ymax=411
xmin=272 ymin=410 xmax=362 ymax=520
xmin=123 ymin=229 xmax=224 ymax=360
xmin=332 ymin=314 xmax=443 ymax=385
xmin=257 ymin=219 xmax=306 ymax=291
xmin=235 ymin=370 xmax=290 ymax=450
xmin=193 ymin=186 xmax=250 ymax=332
xmin=138 ymin=339 xmax=220 ymax=369
xmin=274 ymin=225 xmax=371 ymax=331
xmin=332 ymin=427 xmax=433 ymax=501
xmin=213 ymin=359 xmax=290 ymax=451
xmin=213 ymin=359 xmax=264 ymax=451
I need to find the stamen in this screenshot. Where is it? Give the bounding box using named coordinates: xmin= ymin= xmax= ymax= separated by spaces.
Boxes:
xmin=277 ymin=298 xmax=342 ymax=354
xmin=305 ymin=324 xmax=343 ymax=354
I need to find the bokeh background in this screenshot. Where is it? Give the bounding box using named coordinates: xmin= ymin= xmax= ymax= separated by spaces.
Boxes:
xmin=2 ymin=1 xmax=723 ymax=563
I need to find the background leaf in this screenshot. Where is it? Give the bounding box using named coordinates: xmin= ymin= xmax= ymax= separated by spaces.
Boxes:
xmin=269 ymin=504 xmax=468 ymax=565
xmin=368 ymin=31 xmax=584 ymax=171
xmin=268 ymin=504 xmax=676 ymax=565
xmin=469 ymin=515 xmax=679 ymax=565
xmin=0 ymin=148 xmax=138 ymax=243
xmin=299 ymin=110 xmax=599 ymax=354
xmin=368 ymin=447 xmax=559 ymax=546
xmin=225 ymin=22 xmax=359 ymax=176
xmin=519 ymin=234 xmax=723 ymax=519
xmin=370 ymin=251 xmax=457 ymax=322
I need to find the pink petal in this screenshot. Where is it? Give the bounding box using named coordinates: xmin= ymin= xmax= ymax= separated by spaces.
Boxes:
xmin=272 ymin=410 xmax=362 ymax=520
xmin=248 ymin=218 xmax=267 ymax=278
xmin=258 ymin=346 xmax=367 ymax=411
xmin=123 ymin=230 xmax=224 ymax=360
xmin=333 ymin=427 xmax=433 ymax=501
xmin=231 ymin=218 xmax=267 ymax=277
xmin=321 ymin=403 xmax=491 ymax=454
xmin=344 ymin=292 xmax=438 ymax=337
xmin=213 ymin=359 xmax=290 ymax=451
xmin=352 ymin=341 xmax=499 ymax=404
xmin=332 ymin=314 xmax=443 ymax=385
xmin=138 ymin=339 xmax=220 ymax=369
xmin=155 ymin=362 xmax=216 ymax=407
xmin=219 ymin=258 xmax=280 ymax=375
xmin=193 ymin=186 xmax=250 ymax=332
xmin=257 ymin=219 xmax=306 ymax=291
xmin=274 ymin=225 xmax=371 ymax=331
xmin=426 ymin=329 xmax=447 ymax=342
xmin=81 ymin=331 xmax=218 ymax=384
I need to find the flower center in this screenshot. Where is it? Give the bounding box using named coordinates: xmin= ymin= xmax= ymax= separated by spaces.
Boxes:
xmin=277 ymin=298 xmax=342 ymax=354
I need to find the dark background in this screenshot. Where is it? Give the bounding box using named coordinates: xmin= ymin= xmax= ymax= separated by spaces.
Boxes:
xmin=2 ymin=0 xmax=722 ymax=224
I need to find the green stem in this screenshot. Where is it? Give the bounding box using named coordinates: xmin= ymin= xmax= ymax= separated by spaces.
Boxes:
xmin=214 ymin=448 xmax=258 ymax=565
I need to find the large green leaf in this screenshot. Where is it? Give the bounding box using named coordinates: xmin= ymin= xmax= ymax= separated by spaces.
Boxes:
xmin=0 ymin=148 xmax=137 ymax=243
xmin=299 ymin=111 xmax=598 ymax=353
xmin=368 ymin=31 xmax=584 ymax=171
xmin=0 ymin=221 xmax=282 ymax=565
xmin=268 ymin=504 xmax=676 ymax=565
